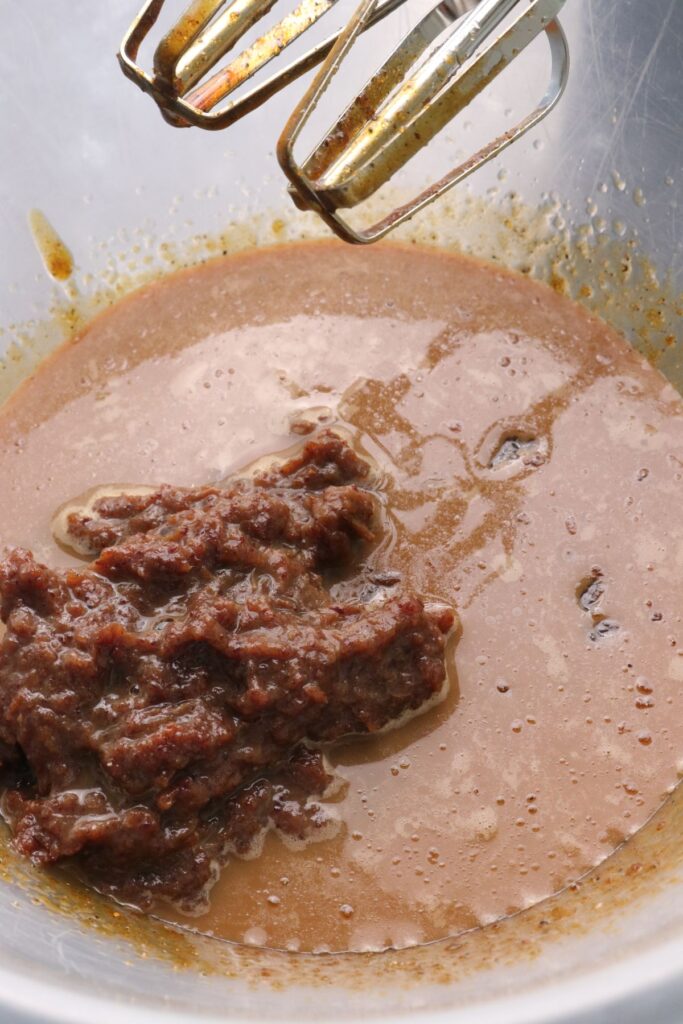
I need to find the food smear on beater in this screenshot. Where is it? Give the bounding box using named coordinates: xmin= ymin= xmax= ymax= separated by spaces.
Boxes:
xmin=0 ymin=241 xmax=682 ymax=953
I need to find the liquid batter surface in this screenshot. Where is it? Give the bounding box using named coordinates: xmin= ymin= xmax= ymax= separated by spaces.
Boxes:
xmin=0 ymin=241 xmax=682 ymax=953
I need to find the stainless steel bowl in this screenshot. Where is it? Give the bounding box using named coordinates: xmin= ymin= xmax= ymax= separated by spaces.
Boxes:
xmin=0 ymin=1 xmax=681 ymax=1020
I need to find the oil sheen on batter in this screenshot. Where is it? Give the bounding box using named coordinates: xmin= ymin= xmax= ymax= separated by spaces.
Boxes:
xmin=0 ymin=241 xmax=682 ymax=953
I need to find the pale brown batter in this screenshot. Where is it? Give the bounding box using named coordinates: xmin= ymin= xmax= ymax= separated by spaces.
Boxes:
xmin=0 ymin=241 xmax=682 ymax=953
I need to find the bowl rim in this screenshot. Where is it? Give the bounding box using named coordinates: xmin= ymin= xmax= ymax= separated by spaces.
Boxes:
xmin=2 ymin=928 xmax=683 ymax=1024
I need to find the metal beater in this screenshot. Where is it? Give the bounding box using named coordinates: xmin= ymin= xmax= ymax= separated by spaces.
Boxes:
xmin=119 ymin=0 xmax=569 ymax=243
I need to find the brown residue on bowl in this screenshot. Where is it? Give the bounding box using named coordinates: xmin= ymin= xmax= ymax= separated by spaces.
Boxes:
xmin=28 ymin=209 xmax=74 ymax=283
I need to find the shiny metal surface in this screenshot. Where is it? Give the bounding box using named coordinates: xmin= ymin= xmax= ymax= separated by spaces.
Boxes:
xmin=119 ymin=0 xmax=410 ymax=128
xmin=278 ymin=0 xmax=569 ymax=241
xmin=0 ymin=1 xmax=682 ymax=1021
xmin=120 ymin=0 xmax=570 ymax=242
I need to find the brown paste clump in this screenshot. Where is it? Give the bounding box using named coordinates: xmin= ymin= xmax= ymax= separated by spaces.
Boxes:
xmin=0 ymin=432 xmax=454 ymax=909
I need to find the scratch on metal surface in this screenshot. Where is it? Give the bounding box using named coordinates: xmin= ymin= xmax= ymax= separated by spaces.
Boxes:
xmin=585 ymin=0 xmax=606 ymax=106
xmin=589 ymin=0 xmax=678 ymax=195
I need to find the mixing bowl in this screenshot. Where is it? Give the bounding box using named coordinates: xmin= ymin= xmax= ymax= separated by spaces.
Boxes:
xmin=0 ymin=1 xmax=681 ymax=1021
